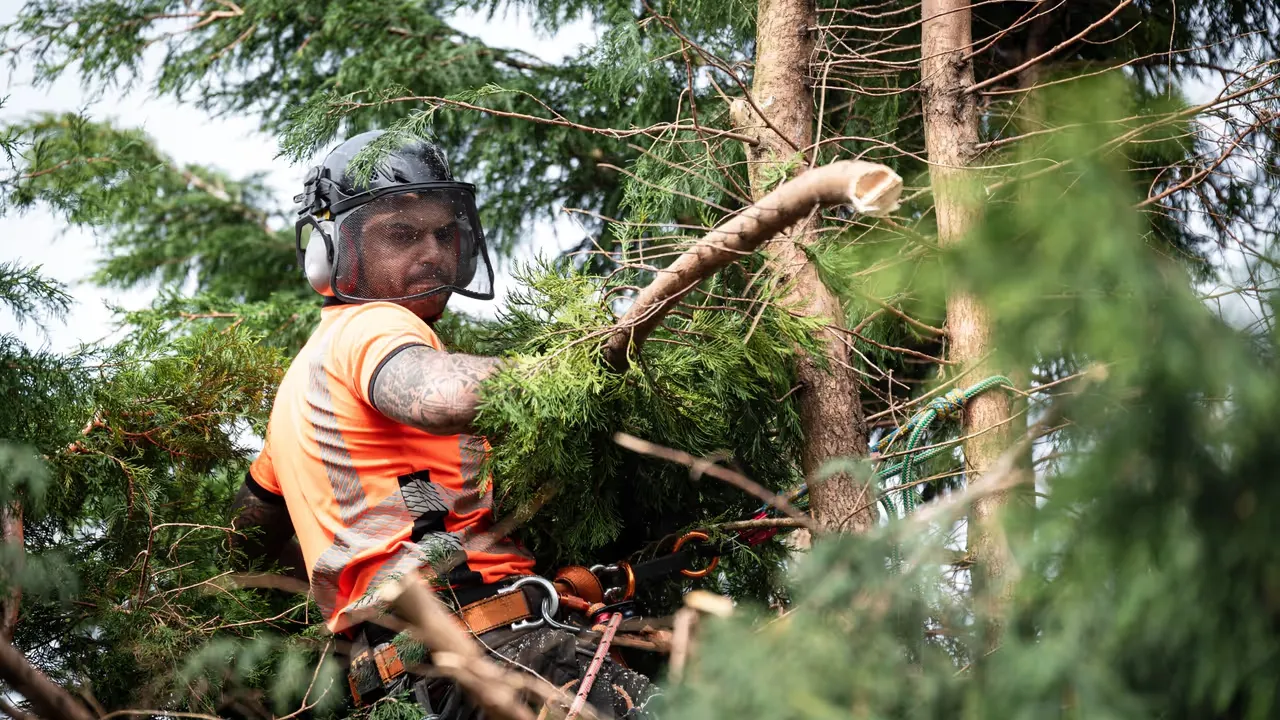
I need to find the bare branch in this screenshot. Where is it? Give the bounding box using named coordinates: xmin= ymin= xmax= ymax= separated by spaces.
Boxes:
xmin=966 ymin=0 xmax=1135 ymax=94
xmin=614 ymin=432 xmax=817 ymax=531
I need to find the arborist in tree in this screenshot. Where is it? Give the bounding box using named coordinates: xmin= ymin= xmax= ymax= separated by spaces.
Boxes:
xmin=230 ymin=130 xmax=655 ymax=718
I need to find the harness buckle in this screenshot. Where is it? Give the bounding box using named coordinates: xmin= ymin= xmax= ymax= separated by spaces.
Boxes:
xmin=499 ymin=576 xmax=561 ymax=632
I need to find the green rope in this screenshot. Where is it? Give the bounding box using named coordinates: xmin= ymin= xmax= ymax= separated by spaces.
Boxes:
xmin=871 ymin=375 xmax=1014 ymax=516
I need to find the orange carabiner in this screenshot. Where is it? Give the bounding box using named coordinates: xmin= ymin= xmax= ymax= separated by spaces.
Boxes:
xmin=672 ymin=531 xmax=720 ymax=579
xmin=618 ymin=560 xmax=637 ymax=600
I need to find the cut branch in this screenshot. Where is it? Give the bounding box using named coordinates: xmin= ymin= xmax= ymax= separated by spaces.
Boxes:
xmin=602 ymin=160 xmax=903 ymax=371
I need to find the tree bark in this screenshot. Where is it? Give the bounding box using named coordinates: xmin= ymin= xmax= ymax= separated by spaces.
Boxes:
xmin=734 ymin=0 xmax=877 ymax=533
xmin=0 ymin=503 xmax=22 ymax=643
xmin=920 ymin=0 xmax=1016 ymax=637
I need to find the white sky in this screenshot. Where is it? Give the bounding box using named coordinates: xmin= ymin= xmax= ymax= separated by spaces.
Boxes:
xmin=0 ymin=0 xmax=596 ymax=351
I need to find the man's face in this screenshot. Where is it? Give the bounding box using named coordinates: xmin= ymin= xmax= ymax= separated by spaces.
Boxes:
xmin=344 ymin=193 xmax=464 ymax=319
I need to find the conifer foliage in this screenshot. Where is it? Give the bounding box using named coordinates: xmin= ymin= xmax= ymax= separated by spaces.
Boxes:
xmin=0 ymin=0 xmax=1278 ymax=718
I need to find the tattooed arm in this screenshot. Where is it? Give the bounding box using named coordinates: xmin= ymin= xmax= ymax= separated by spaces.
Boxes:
xmin=229 ymin=481 xmax=307 ymax=582
xmin=371 ymin=345 xmax=505 ymax=435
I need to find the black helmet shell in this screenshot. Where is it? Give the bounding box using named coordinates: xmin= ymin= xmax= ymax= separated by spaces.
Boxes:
xmin=296 ymin=131 xmax=458 ymax=215
xmin=323 ymin=130 xmax=453 ymax=193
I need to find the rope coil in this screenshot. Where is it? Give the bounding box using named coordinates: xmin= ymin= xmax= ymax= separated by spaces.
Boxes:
xmin=929 ymin=388 xmax=968 ymax=420
xmin=872 ymin=375 xmax=1013 ymax=515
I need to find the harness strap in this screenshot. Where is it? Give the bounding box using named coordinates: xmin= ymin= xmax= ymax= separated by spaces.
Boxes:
xmin=554 ymin=565 xmax=606 ymax=604
xmin=456 ymin=588 xmax=538 ymax=636
xmin=630 ymin=549 xmax=699 ymax=585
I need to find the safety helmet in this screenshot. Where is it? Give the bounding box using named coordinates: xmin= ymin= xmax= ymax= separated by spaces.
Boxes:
xmin=293 ymin=131 xmax=494 ymax=306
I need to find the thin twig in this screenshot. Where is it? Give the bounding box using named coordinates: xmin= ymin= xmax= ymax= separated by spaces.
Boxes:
xmin=613 ymin=433 xmax=818 ymax=532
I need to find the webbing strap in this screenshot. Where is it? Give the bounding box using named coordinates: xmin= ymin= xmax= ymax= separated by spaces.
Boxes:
xmin=629 ymin=541 xmax=724 ymax=585
xmin=555 ymin=565 xmax=606 ymax=604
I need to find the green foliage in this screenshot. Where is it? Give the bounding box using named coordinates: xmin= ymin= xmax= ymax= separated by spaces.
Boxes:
xmin=0 ymin=262 xmax=328 ymax=713
xmin=0 ymin=261 xmax=71 ymax=328
xmin=1 ymin=113 xmax=298 ymax=303
xmin=661 ymin=78 xmax=1280 ymax=720
xmin=122 ymin=290 xmax=322 ymax=355
xmin=1 ymin=0 xmax=1278 ymax=716
xmin=15 ymin=322 xmax=299 ymax=709
xmin=473 ymin=257 xmax=821 ymax=588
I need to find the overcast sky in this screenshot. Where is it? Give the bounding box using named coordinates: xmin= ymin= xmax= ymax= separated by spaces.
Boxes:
xmin=0 ymin=0 xmax=595 ymax=352
xmin=2 ymin=2 xmax=1269 ymax=353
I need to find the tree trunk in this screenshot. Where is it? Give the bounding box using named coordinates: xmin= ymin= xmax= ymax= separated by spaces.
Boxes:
xmin=0 ymin=503 xmax=22 ymax=642
xmin=735 ymin=0 xmax=876 ymax=533
xmin=920 ymin=0 xmax=1016 ymax=636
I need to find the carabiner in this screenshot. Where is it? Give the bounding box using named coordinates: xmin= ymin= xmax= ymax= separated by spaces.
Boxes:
xmin=498 ymin=576 xmax=562 ymax=632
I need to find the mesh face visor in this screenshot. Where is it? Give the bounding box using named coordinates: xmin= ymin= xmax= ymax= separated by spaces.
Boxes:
xmin=302 ymin=184 xmax=494 ymax=304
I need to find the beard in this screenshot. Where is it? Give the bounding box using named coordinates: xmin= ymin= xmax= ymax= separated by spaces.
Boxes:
xmin=396 ymin=292 xmax=452 ymax=322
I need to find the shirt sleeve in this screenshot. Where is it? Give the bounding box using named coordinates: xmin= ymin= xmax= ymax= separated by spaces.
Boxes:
xmin=247 ymin=439 xmax=284 ymax=501
xmin=332 ymin=302 xmax=445 ymax=408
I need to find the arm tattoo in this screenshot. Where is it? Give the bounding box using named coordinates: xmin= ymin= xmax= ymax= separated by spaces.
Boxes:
xmin=371 ymin=345 xmax=504 ymax=435
xmin=230 ymin=483 xmax=306 ymax=581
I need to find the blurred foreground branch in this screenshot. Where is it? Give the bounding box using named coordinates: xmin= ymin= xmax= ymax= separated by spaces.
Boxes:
xmin=0 ymin=639 xmax=94 ymax=720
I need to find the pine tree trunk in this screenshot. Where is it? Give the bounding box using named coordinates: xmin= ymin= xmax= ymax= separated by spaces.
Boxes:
xmin=920 ymin=0 xmax=1016 ymax=633
xmin=736 ymin=0 xmax=876 ymax=533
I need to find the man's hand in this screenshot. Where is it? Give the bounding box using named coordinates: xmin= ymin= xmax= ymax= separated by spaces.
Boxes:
xmin=371 ymin=346 xmax=505 ymax=435
xmin=229 ymin=481 xmax=307 ymax=582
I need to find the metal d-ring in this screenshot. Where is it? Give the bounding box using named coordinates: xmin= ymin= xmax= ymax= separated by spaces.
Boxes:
xmin=541 ymin=598 xmax=582 ymax=632
xmin=499 ymin=576 xmax=562 ymax=632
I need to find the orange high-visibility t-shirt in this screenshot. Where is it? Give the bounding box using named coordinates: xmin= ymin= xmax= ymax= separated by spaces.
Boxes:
xmin=247 ymin=302 xmax=535 ymax=632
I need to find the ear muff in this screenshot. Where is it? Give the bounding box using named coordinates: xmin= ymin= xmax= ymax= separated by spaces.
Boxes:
xmin=303 ymin=220 xmax=336 ymax=296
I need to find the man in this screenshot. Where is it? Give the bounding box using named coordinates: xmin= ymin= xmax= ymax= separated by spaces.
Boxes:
xmin=231 ymin=131 xmax=653 ymax=718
